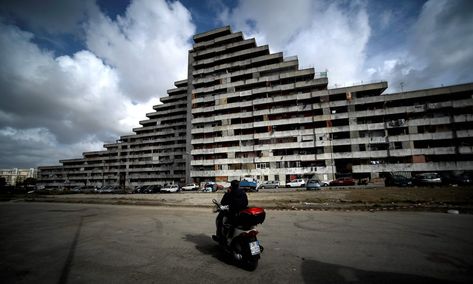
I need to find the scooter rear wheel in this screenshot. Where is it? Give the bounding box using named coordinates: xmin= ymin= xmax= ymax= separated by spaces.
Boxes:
xmin=232 ymin=237 xmax=259 ymax=271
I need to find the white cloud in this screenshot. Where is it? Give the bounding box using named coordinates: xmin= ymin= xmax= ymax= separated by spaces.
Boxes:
xmin=219 ymin=0 xmax=312 ymax=49
xmin=0 ymin=24 xmax=129 ymax=143
xmin=221 ymin=0 xmax=473 ymax=92
xmin=286 ymin=2 xmax=370 ymax=87
xmin=120 ymin=98 xmax=162 ymax=131
xmin=85 ymin=0 xmax=195 ymax=102
xmin=0 ymin=21 xmax=132 ymax=168
xmin=0 ymin=0 xmax=196 ymax=168
xmin=219 ymin=0 xmax=371 ymax=87
xmin=0 ymin=127 xmax=56 ymax=145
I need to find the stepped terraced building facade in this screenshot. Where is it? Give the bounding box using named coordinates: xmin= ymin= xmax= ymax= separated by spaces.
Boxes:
xmin=38 ymin=26 xmax=473 ymax=189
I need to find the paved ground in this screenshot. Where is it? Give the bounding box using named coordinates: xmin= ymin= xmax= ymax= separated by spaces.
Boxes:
xmin=1 ymin=202 xmax=472 ymax=283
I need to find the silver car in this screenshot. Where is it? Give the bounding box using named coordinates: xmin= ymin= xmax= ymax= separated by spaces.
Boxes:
xmin=413 ymin=173 xmax=442 ymax=186
xmin=259 ymin=181 xmax=280 ymax=189
xmin=306 ymin=180 xmax=321 ymax=190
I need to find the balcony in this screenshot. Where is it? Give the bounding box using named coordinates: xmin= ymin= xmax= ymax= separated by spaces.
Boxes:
xmin=454 ymin=114 xmax=473 ymax=123
xmin=353 ymin=161 xmax=473 ymax=173
xmin=457 ymin=130 xmax=473 ymax=138
xmin=190 ymin=166 xmax=317 ymax=178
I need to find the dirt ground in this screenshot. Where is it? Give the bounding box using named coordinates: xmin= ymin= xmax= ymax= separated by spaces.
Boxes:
xmin=248 ymin=186 xmax=473 ymax=212
xmin=11 ymin=185 xmax=473 ymax=213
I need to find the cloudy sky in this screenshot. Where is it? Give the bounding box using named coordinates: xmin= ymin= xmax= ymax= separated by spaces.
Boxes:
xmin=0 ymin=0 xmax=472 ymax=169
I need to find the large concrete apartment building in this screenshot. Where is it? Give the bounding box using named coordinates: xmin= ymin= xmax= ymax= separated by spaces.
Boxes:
xmin=38 ymin=26 xmax=473 ymax=189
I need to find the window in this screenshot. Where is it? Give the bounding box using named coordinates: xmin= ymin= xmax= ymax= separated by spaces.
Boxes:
xmin=256 ymin=162 xmax=269 ymax=169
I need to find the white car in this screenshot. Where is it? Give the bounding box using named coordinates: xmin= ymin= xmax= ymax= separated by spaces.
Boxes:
xmin=286 ymin=179 xmax=306 ymax=188
xmin=161 ymin=184 xmax=180 ymax=193
xmin=182 ymin=183 xmax=199 ymax=191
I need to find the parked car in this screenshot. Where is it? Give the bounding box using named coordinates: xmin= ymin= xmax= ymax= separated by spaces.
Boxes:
xmin=36 ymin=185 xmax=46 ymax=190
xmin=306 ymin=180 xmax=321 ymax=190
xmin=384 ymin=175 xmax=412 ymax=187
xmin=258 ymin=181 xmax=280 ymax=189
xmin=96 ymin=185 xmax=120 ymax=193
xmin=203 ymin=182 xmax=217 ymax=192
xmin=320 ymin=180 xmax=331 ymax=187
xmin=413 ymin=173 xmax=442 ymax=186
xmin=441 ymin=173 xmax=473 ymax=186
xmin=448 ymin=174 xmax=472 ymax=186
xmin=161 ymin=184 xmax=180 ymax=193
xmin=357 ymin=178 xmax=369 ymax=185
xmin=144 ymin=185 xmax=162 ymax=193
xmin=240 ymin=177 xmax=259 ymax=192
xmin=70 ymin=186 xmax=82 ymax=193
xmin=133 ymin=185 xmax=147 ymax=193
xmin=329 ymin=177 xmax=356 ymax=186
xmin=286 ymin=179 xmax=306 ymax=188
xmin=81 ymin=186 xmax=97 ymax=193
xmin=182 ymin=183 xmax=199 ymax=191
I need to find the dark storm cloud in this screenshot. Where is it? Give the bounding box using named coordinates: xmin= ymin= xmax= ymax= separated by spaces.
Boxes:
xmin=0 ymin=0 xmax=94 ymax=35
xmin=367 ymin=0 xmax=473 ymax=92
xmin=410 ymin=0 xmax=473 ymax=85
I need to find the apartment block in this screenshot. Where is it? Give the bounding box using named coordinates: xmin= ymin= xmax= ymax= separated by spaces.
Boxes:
xmin=0 ymin=168 xmax=36 ymax=186
xmin=38 ymin=26 xmax=473 ymax=189
xmin=38 ymin=80 xmax=188 ymax=189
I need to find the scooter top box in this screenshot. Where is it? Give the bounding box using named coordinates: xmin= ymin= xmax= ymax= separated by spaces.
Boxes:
xmin=238 ymin=207 xmax=266 ymax=226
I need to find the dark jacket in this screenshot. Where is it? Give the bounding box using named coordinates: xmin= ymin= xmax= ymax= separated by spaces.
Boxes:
xmin=221 ymin=180 xmax=248 ymax=215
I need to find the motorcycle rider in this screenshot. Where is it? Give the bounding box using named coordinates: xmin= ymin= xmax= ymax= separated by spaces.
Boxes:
xmin=213 ymin=179 xmax=248 ymax=244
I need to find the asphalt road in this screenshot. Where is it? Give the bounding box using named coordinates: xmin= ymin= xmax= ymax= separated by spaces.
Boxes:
xmin=1 ymin=202 xmax=472 ymax=283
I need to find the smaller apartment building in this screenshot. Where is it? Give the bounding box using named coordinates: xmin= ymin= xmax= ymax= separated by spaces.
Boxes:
xmin=38 ymin=80 xmax=189 ymax=189
xmin=322 ymin=83 xmax=473 ymax=181
xmin=0 ymin=168 xmax=36 ymax=186
xmin=339 ymin=83 xmax=473 ymax=178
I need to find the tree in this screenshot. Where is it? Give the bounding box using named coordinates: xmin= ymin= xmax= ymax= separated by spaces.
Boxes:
xmin=23 ymin=178 xmax=37 ymax=186
xmin=15 ymin=177 xmax=37 ymax=192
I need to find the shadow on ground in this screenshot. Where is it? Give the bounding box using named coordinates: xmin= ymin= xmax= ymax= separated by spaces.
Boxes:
xmin=301 ymin=259 xmax=457 ymax=284
xmin=184 ymin=233 xmax=234 ymax=266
